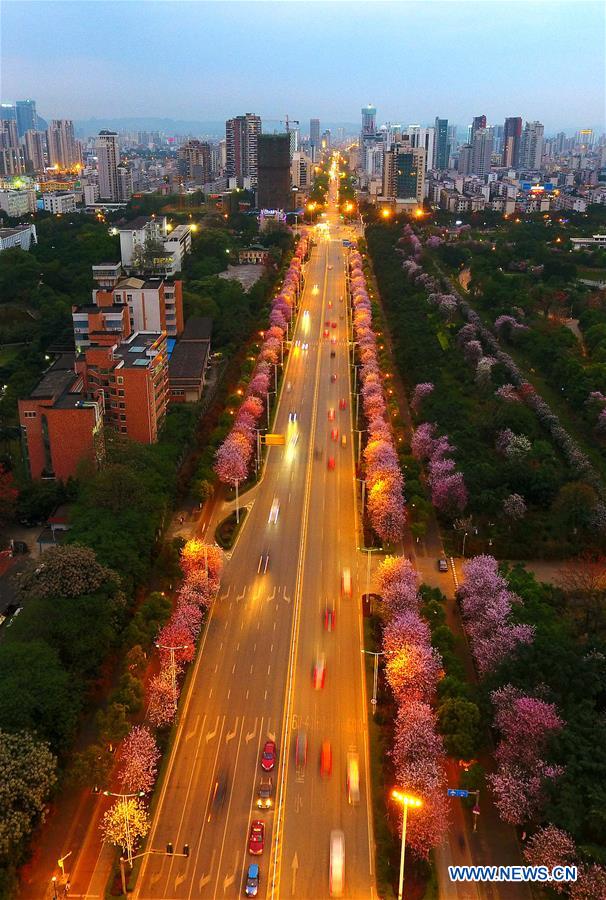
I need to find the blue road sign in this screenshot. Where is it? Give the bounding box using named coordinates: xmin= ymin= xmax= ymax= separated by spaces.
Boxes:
xmin=447 ymin=789 xmax=469 ymax=798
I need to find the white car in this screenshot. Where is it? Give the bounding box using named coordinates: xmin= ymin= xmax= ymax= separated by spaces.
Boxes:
xmin=288 ymin=411 xmax=298 ymax=423
xmin=329 ymin=830 xmax=345 ymax=897
xmin=268 ymin=498 xmax=280 ymax=524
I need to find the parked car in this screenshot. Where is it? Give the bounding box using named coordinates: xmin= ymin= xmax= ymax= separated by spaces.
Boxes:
xmin=438 ymin=558 xmax=449 ymax=572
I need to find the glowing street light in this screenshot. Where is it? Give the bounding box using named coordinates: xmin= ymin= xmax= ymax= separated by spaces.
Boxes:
xmin=381 ymin=208 xmax=392 ymax=219
xmin=391 ymin=791 xmax=422 ymax=900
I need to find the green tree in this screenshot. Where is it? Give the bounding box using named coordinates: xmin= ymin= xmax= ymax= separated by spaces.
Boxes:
xmin=69 ymin=744 xmax=113 ymax=790
xmin=438 ymin=697 xmax=482 ymax=760
xmin=96 ymin=703 xmax=130 ymax=751
xmin=18 ymin=544 xmax=119 ymax=601
xmin=0 ymin=730 xmax=57 ymax=857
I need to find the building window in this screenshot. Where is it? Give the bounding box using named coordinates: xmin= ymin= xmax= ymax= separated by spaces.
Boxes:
xmin=118 ymin=389 xmax=125 ymax=397
xmin=23 ymin=410 xmax=37 ymax=418
xmin=116 ymin=375 xmax=124 ymax=384
xmin=119 ymin=414 xmax=126 ymax=421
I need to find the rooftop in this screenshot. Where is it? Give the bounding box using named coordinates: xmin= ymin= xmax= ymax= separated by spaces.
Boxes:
xmin=118 ymin=215 xmax=154 ymax=231
xmin=182 ymin=316 xmax=213 ymax=342
xmin=114 ymin=332 xmax=164 ymax=368
xmin=0 ymin=225 xmax=35 ymax=238
xmin=169 ymin=340 xmax=210 ymax=380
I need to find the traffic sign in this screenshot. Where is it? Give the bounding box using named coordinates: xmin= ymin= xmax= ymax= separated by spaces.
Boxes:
xmin=447 ymin=789 xmax=469 ymax=798
xmin=265 ymin=434 xmax=285 ymax=446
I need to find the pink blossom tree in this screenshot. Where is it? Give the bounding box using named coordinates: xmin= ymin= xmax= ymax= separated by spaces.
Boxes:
xmin=156 ymin=621 xmax=195 ymax=667
xmin=147 ymin=667 xmax=179 ymax=727
xmin=118 ymin=726 xmax=160 ymax=793
xmin=523 ymin=825 xmax=576 ymax=892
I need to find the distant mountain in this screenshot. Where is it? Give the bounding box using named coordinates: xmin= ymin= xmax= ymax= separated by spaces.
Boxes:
xmin=74 ymin=116 xmax=361 ymax=140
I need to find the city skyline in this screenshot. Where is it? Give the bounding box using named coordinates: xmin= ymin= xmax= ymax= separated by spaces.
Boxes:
xmin=2 ymin=1 xmax=604 ymax=133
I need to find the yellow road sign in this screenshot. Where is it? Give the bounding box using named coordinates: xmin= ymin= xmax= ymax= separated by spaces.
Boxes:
xmin=265 ymin=433 xmax=285 ymax=446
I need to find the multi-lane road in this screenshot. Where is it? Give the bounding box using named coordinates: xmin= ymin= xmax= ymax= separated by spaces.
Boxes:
xmin=135 ymin=164 xmax=375 ymax=900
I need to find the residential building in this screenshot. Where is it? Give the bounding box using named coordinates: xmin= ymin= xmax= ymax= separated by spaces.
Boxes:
xmin=257 ymin=133 xmax=291 ymax=210
xmin=382 ymin=142 xmax=426 ymax=204
xmin=18 ymin=354 xmax=104 ymax=481
xmin=471 ymin=127 xmax=493 ymax=176
xmin=0 ymin=188 xmax=36 ymax=216
xmin=168 ymin=316 xmax=212 ymax=403
xmin=571 ymin=234 xmax=606 ymax=250
xmin=117 ymin=165 xmax=133 ymax=201
xmin=43 ymin=191 xmax=77 ymax=214
xmin=291 ymin=151 xmax=312 ymax=190
xmin=15 ymin=100 xmax=37 ymax=138
xmin=47 ymin=119 xmax=80 ymax=169
xmin=72 ymin=297 xmax=131 ymax=351
xmin=24 ymin=130 xmax=46 ymax=172
xmin=520 ymin=121 xmax=544 ymax=170
xmin=0 ymin=148 xmax=23 ymax=177
xmin=0 ymin=223 xmax=37 ymax=251
xmin=83 ymin=183 xmax=100 ymax=205
xmin=310 ymin=118 xmax=320 ymax=160
xmin=361 ymin=105 xmax=377 ymax=150
xmin=321 ymin=130 xmax=331 ymax=151
xmin=84 ymin=260 xmax=184 ymax=343
xmin=470 ymin=115 xmax=487 ymax=142
xmin=434 ymin=117 xmax=449 ymax=169
xmin=85 ymin=331 xmax=169 ymax=443
xmin=288 ymin=127 xmax=300 ymax=156
xmin=118 ymin=215 xmax=191 ymax=276
xmin=178 ymin=139 xmax=211 ymax=182
xmin=226 ymin=113 xmax=261 ymax=186
xmin=96 ymin=130 xmax=120 ymax=201
xmin=503 ymin=117 xmax=522 ymax=168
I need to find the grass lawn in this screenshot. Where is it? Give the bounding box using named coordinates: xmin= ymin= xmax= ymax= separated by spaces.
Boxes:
xmin=215 ymin=508 xmax=248 ymax=549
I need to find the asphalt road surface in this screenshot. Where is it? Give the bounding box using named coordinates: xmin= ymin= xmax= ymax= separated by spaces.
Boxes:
xmin=134 ymin=166 xmax=375 ymax=900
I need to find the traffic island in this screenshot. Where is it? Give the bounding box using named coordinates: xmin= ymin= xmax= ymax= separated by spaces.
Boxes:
xmin=215 ymin=508 xmax=248 ymax=550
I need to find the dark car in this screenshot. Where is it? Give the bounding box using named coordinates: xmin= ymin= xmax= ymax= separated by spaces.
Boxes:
xmin=257 ymin=776 xmax=273 ymax=809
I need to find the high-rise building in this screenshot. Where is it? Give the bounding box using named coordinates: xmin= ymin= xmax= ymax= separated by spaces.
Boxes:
xmin=310 ymin=118 xmax=320 ymax=159
xmin=288 ymin=127 xmax=300 ymax=156
xmin=257 ymin=133 xmax=291 ymax=210
xmin=362 ymin=105 xmax=377 ymax=139
xmin=470 ymin=127 xmax=493 ymax=176
xmin=0 ymin=104 xmax=16 ymax=124
xmin=406 ymin=126 xmax=435 ymax=175
xmin=291 ymin=151 xmax=313 ymax=189
xmin=24 ymin=130 xmax=46 ymax=172
xmin=16 ymin=99 xmax=37 ymax=138
xmin=47 ymin=119 xmax=80 ymax=169
xmin=470 ymin=114 xmax=487 ymax=142
xmin=321 ymin=130 xmax=331 ymax=151
xmin=502 ymin=117 xmax=522 ymax=168
xmin=519 ymin=121 xmax=544 ymax=170
xmin=178 ymin=139 xmax=211 ymax=182
xmin=117 ymin=165 xmax=133 ymax=201
xmin=225 ymin=113 xmax=262 ymax=185
xmin=382 ymin=142 xmax=425 ymax=203
xmin=458 ymin=144 xmax=473 ymax=176
xmin=434 ymin=117 xmax=449 ymax=169
xmin=96 ymin=130 xmax=120 ymax=201
xmin=0 ymin=117 xmax=19 ymax=150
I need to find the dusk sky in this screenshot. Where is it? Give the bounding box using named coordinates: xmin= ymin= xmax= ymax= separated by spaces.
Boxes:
xmin=2 ymin=0 xmax=604 ymax=132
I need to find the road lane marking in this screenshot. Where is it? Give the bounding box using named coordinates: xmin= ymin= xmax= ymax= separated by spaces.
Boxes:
xmin=269 ymin=238 xmax=329 ymax=900
xmin=226 ymin=720 xmax=238 ymax=743
xmin=205 ymin=716 xmax=219 ymax=743
xmin=245 ymin=717 xmax=258 ymax=744
xmin=211 ymin=718 xmax=246 ymax=898
xmin=185 ymin=714 xmax=200 ymax=742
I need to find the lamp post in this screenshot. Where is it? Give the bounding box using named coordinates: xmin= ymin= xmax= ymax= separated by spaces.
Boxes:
xmin=102 ymin=790 xmax=146 ymax=869
xmin=361 ymin=649 xmax=384 ymax=714
xmin=154 ymin=641 xmax=189 ymax=710
xmin=462 ymin=531 xmax=468 ymax=557
xmin=391 ymin=791 xmax=423 ymax=900
xmin=51 ymin=877 xmax=58 ymax=900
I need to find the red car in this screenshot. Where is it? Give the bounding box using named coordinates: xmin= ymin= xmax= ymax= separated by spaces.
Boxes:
xmin=331 ymin=428 xmax=339 ymax=441
xmin=330 ymin=374 xmax=337 ymax=383
xmin=324 ymin=608 xmax=336 ymax=631
xmin=248 ymin=820 xmax=265 ymax=855
xmin=328 ymin=301 xmax=333 ymax=309
xmin=323 ymin=328 xmax=329 ymax=338
xmin=331 ymin=322 xmax=337 ymax=329
xmin=339 ymin=398 xmax=347 ymax=410
xmin=261 ymin=740 xmax=276 ymax=771
xmin=320 ymin=740 xmax=333 ymax=777
xmin=313 ymin=654 xmax=326 ymax=689
xmin=328 ymin=456 xmax=335 ymax=470
xmin=328 ymin=408 xmax=335 ymax=421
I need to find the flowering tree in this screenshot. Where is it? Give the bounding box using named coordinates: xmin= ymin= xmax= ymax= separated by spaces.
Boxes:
xmin=147 ymin=667 xmax=178 ymax=727
xmin=503 ymin=493 xmax=527 ymax=520
xmin=385 ymin=643 xmax=442 ymax=705
xmin=495 ymin=383 xmax=520 ymax=403
xmin=0 ymin=730 xmax=57 ymax=857
xmin=180 ymin=540 xmax=223 ymax=582
xmin=458 ymin=556 xmax=534 ymax=675
xmin=571 ymin=865 xmax=606 ymax=900
xmin=214 ymin=433 xmax=251 ymax=485
xmin=410 ymin=383 xmax=434 ymax=414
xmin=118 ymin=726 xmax=160 ymax=793
xmin=376 ymin=556 xmax=419 ymax=614
xmin=173 ymin=601 xmax=204 ymax=638
xmin=367 ymin=475 xmax=407 ymax=544
xmin=156 ymin=621 xmax=195 ymax=667
xmin=100 ymin=797 xmax=150 ymax=853
xmin=523 ymin=825 xmax=576 ymax=892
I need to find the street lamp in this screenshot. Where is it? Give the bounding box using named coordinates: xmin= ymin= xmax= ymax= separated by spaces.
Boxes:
xmin=391 ymin=791 xmax=423 ymax=900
